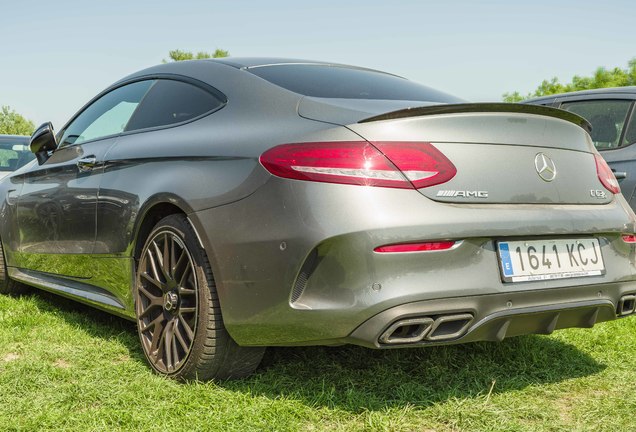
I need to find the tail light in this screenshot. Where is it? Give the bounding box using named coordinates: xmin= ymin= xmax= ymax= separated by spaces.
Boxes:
xmin=594 ymin=154 xmax=620 ymax=194
xmin=260 ymin=141 xmax=456 ymax=189
xmin=372 ymin=142 xmax=456 ymax=188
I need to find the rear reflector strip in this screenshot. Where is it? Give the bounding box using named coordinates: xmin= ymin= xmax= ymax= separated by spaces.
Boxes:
xmin=622 ymin=234 xmax=636 ymax=243
xmin=374 ymin=241 xmax=457 ymax=253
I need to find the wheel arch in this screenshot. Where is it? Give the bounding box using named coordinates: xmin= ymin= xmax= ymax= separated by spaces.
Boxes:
xmin=132 ymin=197 xmax=192 ymax=261
xmin=131 ymin=197 xmax=219 ymax=293
xmin=131 ymin=198 xmax=230 ymax=335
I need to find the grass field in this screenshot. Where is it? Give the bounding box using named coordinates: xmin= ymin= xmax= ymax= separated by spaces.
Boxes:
xmin=1 ymin=290 xmax=635 ymax=432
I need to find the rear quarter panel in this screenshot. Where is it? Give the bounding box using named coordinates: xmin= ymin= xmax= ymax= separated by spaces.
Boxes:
xmin=95 ymin=93 xmax=365 ymax=255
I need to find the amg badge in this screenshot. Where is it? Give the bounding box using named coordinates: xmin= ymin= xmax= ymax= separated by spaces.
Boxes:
xmin=436 ymin=190 xmax=489 ymax=198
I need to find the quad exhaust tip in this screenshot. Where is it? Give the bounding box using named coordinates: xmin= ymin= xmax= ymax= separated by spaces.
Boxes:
xmin=617 ymin=294 xmax=636 ymax=316
xmin=380 ymin=294 xmax=636 ymax=345
xmin=379 ymin=313 xmax=473 ymax=345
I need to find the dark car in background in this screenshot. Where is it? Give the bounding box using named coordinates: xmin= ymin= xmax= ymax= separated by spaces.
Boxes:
xmin=525 ymin=87 xmax=636 ymax=210
xmin=0 ymin=135 xmax=36 ymax=180
xmin=1 ymin=59 xmax=635 ymax=381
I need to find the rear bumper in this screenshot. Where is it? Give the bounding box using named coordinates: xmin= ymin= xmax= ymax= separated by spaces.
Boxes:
xmin=190 ymin=177 xmax=636 ymax=347
xmin=346 ymin=281 xmax=635 ymax=348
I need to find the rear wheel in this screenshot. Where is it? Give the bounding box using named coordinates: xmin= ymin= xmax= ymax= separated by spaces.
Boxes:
xmin=134 ymin=214 xmax=264 ymax=381
xmin=0 ymin=241 xmax=27 ymax=295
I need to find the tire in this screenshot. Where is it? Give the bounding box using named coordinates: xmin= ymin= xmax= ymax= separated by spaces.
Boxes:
xmin=0 ymin=241 xmax=27 ymax=295
xmin=134 ymin=214 xmax=264 ymax=381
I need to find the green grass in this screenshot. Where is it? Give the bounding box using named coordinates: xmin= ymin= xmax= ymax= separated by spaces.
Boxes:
xmin=1 ymin=291 xmax=635 ymax=431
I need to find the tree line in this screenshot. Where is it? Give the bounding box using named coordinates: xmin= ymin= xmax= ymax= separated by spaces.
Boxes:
xmin=0 ymin=106 xmax=35 ymax=136
xmin=503 ymin=58 xmax=636 ymax=102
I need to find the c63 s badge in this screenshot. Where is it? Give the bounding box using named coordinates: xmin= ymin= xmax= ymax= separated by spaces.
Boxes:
xmin=590 ymin=189 xmax=607 ymax=199
xmin=436 ymin=190 xmax=489 ymax=198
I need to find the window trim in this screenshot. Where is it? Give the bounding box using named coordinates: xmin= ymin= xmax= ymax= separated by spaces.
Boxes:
xmin=618 ymin=102 xmax=636 ymax=149
xmin=56 ymin=74 xmax=227 ymax=148
xmin=557 ymin=98 xmax=636 ymax=152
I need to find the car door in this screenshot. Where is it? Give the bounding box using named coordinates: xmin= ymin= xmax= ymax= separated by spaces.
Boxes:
xmin=14 ymin=80 xmax=154 ymax=277
xmin=93 ymin=78 xmax=226 ymax=254
xmin=558 ymin=97 xmax=636 ymax=205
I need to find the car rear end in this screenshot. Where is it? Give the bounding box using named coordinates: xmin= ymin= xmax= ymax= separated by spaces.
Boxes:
xmin=194 ymin=62 xmax=636 ymax=348
xmin=341 ymin=105 xmax=636 ymax=347
xmin=197 ymin=103 xmax=636 ymax=348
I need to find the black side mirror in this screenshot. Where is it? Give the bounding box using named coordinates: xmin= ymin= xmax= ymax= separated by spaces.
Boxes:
xmin=30 ymin=122 xmax=58 ymax=164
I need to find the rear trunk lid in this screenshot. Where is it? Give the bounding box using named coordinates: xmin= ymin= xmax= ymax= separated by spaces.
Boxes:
xmin=338 ymin=103 xmax=611 ymax=205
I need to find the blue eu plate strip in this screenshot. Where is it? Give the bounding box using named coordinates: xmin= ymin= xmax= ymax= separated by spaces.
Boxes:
xmin=499 ymin=243 xmax=514 ymax=277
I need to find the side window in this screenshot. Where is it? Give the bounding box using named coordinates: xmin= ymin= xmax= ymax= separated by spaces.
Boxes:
xmin=125 ymin=80 xmax=224 ymax=131
xmin=58 ymin=80 xmax=154 ymax=146
xmin=622 ymin=111 xmax=636 ymax=147
xmin=560 ymin=100 xmax=632 ymax=150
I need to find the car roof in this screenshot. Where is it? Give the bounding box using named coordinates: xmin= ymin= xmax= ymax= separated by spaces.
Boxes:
xmin=208 ymin=57 xmax=335 ymax=68
xmin=135 ymin=56 xmax=399 ymax=83
xmin=121 ymin=57 xmax=400 ymax=88
xmin=525 ymin=86 xmax=636 ymax=103
xmin=204 ymin=57 xmax=404 ymax=80
xmin=0 ymin=135 xmax=29 ymax=144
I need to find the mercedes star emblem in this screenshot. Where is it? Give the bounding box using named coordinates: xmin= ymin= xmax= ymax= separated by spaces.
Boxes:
xmin=534 ymin=153 xmax=557 ymax=182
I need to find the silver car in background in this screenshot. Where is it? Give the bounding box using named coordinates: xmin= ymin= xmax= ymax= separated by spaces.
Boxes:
xmin=0 ymin=135 xmax=35 ymax=180
xmin=1 ymin=58 xmax=635 ymax=381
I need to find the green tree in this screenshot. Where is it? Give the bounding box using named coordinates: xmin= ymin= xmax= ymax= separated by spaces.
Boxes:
xmin=503 ymin=57 xmax=636 ymax=102
xmin=0 ymin=106 xmax=35 ymax=135
xmin=164 ymin=48 xmax=229 ymax=62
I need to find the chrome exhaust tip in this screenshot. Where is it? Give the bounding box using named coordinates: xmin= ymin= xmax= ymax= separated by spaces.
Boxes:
xmin=617 ymin=294 xmax=636 ymax=316
xmin=379 ymin=313 xmax=474 ymax=345
xmin=427 ymin=313 xmax=474 ymax=341
xmin=379 ymin=317 xmax=434 ymax=344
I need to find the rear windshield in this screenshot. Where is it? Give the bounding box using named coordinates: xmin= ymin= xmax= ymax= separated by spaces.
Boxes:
xmin=248 ymin=64 xmax=463 ymax=103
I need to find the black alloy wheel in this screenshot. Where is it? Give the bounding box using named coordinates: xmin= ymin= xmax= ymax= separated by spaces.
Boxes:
xmin=136 ymin=226 xmax=198 ymax=374
xmin=135 ymin=214 xmax=264 ymax=380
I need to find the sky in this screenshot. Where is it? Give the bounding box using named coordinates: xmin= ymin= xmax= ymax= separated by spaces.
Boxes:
xmin=2 ymin=0 xmax=636 ymax=130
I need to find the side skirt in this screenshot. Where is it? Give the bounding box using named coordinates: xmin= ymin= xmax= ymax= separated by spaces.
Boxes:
xmin=8 ymin=267 xmax=136 ymax=321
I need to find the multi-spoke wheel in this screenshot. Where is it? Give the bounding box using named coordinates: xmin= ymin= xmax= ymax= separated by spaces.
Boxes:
xmin=135 ymin=214 xmax=264 ymax=381
xmin=136 ymin=227 xmax=198 ymax=374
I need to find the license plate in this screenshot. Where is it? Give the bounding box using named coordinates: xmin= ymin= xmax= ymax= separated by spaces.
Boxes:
xmin=497 ymin=238 xmax=605 ymax=283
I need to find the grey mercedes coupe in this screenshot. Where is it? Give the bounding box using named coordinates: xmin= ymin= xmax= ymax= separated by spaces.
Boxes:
xmin=2 ymin=58 xmax=636 ymax=380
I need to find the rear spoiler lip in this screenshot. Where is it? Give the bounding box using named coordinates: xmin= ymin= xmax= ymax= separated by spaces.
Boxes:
xmin=358 ymin=103 xmax=592 ymax=134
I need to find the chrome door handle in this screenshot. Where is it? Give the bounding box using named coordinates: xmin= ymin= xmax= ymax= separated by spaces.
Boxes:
xmin=611 ymin=169 xmax=627 ymax=180
xmin=77 ymin=156 xmax=98 ymax=172
xmin=6 ymin=189 xmax=18 ymax=205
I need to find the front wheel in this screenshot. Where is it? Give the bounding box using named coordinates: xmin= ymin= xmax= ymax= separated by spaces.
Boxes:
xmin=134 ymin=214 xmax=264 ymax=380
